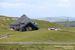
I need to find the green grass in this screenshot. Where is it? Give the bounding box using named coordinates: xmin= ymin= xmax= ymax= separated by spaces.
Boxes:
xmin=0 ymin=15 xmax=75 ymax=42
xmin=0 ymin=29 xmax=75 ymax=42
xmin=0 ymin=44 xmax=75 ymax=50
xmin=55 ymin=21 xmax=75 ymax=27
xmin=0 ymin=18 xmax=64 ymax=36
xmin=33 ymin=19 xmax=64 ymax=28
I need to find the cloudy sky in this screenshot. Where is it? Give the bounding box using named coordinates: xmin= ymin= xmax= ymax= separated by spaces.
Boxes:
xmin=0 ymin=0 xmax=75 ymax=18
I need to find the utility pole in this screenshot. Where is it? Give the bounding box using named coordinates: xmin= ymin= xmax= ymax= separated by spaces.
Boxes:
xmin=7 ymin=34 xmax=9 ymax=44
xmin=6 ymin=23 xmax=8 ymax=28
xmin=49 ymin=35 xmax=50 ymax=42
xmin=67 ymin=17 xmax=69 ymax=31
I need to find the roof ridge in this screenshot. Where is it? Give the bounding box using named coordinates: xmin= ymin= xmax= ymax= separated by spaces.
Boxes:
xmin=10 ymin=14 xmax=30 ymax=25
xmin=21 ymin=14 xmax=27 ymax=17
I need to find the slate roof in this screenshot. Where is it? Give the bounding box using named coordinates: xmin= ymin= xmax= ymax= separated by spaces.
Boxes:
xmin=10 ymin=14 xmax=30 ymax=25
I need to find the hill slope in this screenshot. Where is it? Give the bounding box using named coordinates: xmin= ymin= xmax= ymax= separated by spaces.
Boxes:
xmin=33 ymin=20 xmax=63 ymax=28
xmin=0 ymin=16 xmax=75 ymax=42
xmin=0 ymin=15 xmax=18 ymax=27
xmin=37 ymin=17 xmax=75 ymax=22
xmin=0 ymin=15 xmax=63 ymax=29
xmin=55 ymin=21 xmax=75 ymax=27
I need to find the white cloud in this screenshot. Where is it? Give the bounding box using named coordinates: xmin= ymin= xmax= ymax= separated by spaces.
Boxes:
xmin=38 ymin=3 xmax=52 ymax=9
xmin=72 ymin=0 xmax=75 ymax=2
xmin=0 ymin=2 xmax=32 ymax=8
xmin=57 ymin=0 xmax=75 ymax=8
xmin=6 ymin=0 xmax=25 ymax=2
xmin=58 ymin=0 xmax=75 ymax=3
xmin=39 ymin=7 xmax=47 ymax=9
xmin=56 ymin=3 xmax=71 ymax=8
xmin=0 ymin=2 xmax=52 ymax=10
xmin=58 ymin=0 xmax=70 ymax=2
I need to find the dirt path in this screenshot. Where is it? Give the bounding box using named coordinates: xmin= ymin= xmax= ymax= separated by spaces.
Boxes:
xmin=0 ymin=34 xmax=12 ymax=39
xmin=0 ymin=23 xmax=4 ymax=26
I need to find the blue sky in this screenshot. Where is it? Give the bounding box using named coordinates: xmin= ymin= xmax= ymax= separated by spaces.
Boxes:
xmin=0 ymin=0 xmax=75 ymax=18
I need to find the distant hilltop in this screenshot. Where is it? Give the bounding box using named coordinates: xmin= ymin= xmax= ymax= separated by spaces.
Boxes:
xmin=0 ymin=15 xmax=18 ymax=21
xmin=37 ymin=16 xmax=75 ymax=22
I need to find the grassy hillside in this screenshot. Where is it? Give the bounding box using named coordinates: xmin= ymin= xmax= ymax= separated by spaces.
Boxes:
xmin=0 ymin=15 xmax=75 ymax=42
xmin=55 ymin=21 xmax=75 ymax=27
xmin=0 ymin=15 xmax=18 ymax=26
xmin=33 ymin=19 xmax=64 ymax=28
xmin=0 ymin=15 xmax=63 ymax=28
xmin=0 ymin=15 xmax=64 ymax=33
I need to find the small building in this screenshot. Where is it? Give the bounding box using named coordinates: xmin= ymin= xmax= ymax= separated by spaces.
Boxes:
xmin=10 ymin=14 xmax=40 ymax=32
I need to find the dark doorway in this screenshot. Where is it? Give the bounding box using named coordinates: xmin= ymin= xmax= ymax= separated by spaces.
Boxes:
xmin=21 ymin=23 xmax=38 ymax=31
